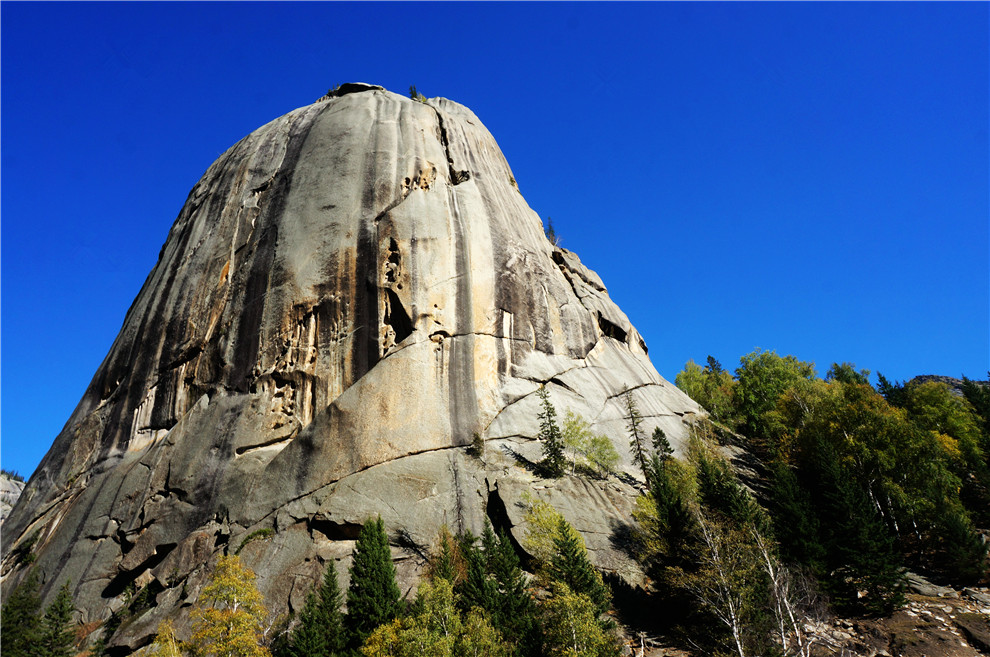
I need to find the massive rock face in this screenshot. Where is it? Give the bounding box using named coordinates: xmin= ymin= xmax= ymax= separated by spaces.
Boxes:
xmin=1 ymin=83 xmax=702 ymax=651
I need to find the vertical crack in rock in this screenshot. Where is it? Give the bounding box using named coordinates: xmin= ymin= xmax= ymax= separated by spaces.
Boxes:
xmin=433 ymin=108 xmax=470 ymax=185
xmin=445 ymin=162 xmax=480 ymax=445
xmin=380 ymin=237 xmax=412 ymax=356
xmin=352 ymin=218 xmax=380 ymax=381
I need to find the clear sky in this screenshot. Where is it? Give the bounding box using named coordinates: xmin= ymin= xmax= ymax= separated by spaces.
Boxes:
xmin=2 ymin=2 xmax=987 ymax=479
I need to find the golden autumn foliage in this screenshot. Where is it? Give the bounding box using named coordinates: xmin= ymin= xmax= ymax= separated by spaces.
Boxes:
xmin=360 ymin=578 xmax=509 ymax=657
xmin=151 ymin=619 xmax=183 ymax=657
xmin=189 ymin=555 xmax=270 ymax=657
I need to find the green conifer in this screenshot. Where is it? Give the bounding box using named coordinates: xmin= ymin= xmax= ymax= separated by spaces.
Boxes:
xmin=489 ymin=530 xmax=540 ymax=656
xmin=456 ymin=526 xmax=539 ymax=657
xmin=806 ymin=438 xmax=904 ymax=615
xmin=0 ymin=569 xmax=43 ymax=657
xmin=769 ymin=462 xmax=825 ymax=571
xmin=936 ymin=508 xmax=988 ymax=584
xmin=547 ymin=518 xmax=611 ymax=616
xmin=625 ymin=389 xmax=649 ymax=480
xmin=346 ymin=516 xmax=402 ymax=647
xmin=289 ymin=562 xmax=344 ymax=657
xmin=651 ymin=427 xmax=673 ymax=461
xmin=428 ymin=525 xmax=460 ymax=585
xmin=40 ymin=582 xmax=76 ymax=657
xmin=457 ymin=529 xmax=497 ymax=614
xmin=536 ymin=386 xmax=565 ymax=478
xmin=645 ymin=458 xmax=697 ymax=575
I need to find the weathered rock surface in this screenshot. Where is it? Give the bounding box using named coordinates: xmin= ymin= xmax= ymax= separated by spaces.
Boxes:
xmin=0 ymin=473 xmax=25 ymax=524
xmin=1 ymin=85 xmax=702 ymax=652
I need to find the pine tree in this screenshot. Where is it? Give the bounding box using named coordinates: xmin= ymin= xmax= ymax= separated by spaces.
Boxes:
xmin=960 ymin=373 xmax=990 ymax=436
xmin=536 ymin=385 xmax=565 ymax=478
xmin=547 ymin=518 xmax=611 ymax=616
xmin=625 ymin=389 xmax=649 ymax=480
xmin=453 ymin=526 xmax=539 ymax=656
xmin=544 ymin=217 xmax=560 ymax=246
xmin=4 ymin=570 xmax=44 ymax=652
xmin=40 ymin=582 xmax=76 ymax=657
xmin=289 ymin=561 xmax=344 ymax=657
xmin=875 ymin=373 xmax=908 ymax=407
xmin=693 ymin=437 xmax=754 ymax=526
xmin=768 ymin=462 xmax=825 ymax=571
xmin=457 ymin=529 xmax=498 ymax=615
xmin=936 ymin=508 xmax=989 ymax=584
xmin=641 ymin=457 xmax=697 ymax=577
xmin=486 ymin=529 xmax=539 ymax=655
xmin=346 ymin=516 xmax=402 ymax=647
xmin=805 ymin=438 xmax=904 ymax=615
xmin=428 ymin=525 xmax=460 ymax=585
xmin=652 ymin=427 xmax=673 ymax=461
xmin=1 ymin=569 xmax=43 ymax=657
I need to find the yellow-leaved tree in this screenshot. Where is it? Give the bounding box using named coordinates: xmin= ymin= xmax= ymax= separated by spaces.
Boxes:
xmin=151 ymin=619 xmax=183 ymax=657
xmin=189 ymin=555 xmax=270 ymax=657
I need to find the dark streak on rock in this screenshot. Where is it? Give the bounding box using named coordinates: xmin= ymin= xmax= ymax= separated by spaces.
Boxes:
xmin=229 ymin=109 xmax=322 ymax=391
xmin=352 ymin=219 xmax=380 ymax=382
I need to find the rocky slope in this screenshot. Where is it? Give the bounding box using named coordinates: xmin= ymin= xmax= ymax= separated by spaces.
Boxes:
xmin=638 ymin=582 xmax=990 ymax=657
xmin=0 ymin=83 xmax=702 ymax=652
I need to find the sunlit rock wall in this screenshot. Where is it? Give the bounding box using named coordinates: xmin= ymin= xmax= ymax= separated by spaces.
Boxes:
xmin=1 ymin=83 xmax=702 ymax=652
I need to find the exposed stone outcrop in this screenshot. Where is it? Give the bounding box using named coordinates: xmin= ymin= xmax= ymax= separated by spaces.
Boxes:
xmin=908 ymin=375 xmax=986 ymax=398
xmin=0 ymin=85 xmax=702 ymax=652
xmin=0 ymin=473 xmax=25 ymax=525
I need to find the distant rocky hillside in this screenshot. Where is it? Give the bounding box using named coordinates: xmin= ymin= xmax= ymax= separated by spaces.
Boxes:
xmin=909 ymin=375 xmax=987 ymax=398
xmin=0 ymin=472 xmax=25 ymax=524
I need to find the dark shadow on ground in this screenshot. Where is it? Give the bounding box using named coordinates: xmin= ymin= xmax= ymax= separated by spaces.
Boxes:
xmin=606 ymin=517 xmax=704 ymax=655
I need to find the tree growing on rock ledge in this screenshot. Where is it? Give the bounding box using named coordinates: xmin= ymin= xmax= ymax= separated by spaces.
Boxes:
xmin=536 ymin=386 xmax=566 ymax=478
xmin=625 ymin=389 xmax=650 ymax=483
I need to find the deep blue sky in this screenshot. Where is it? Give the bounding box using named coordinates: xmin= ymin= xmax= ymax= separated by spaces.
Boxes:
xmin=2 ymin=2 xmax=987 ymax=478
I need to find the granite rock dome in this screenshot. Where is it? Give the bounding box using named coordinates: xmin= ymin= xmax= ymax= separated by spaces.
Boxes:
xmin=1 ymin=84 xmax=702 ymax=652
